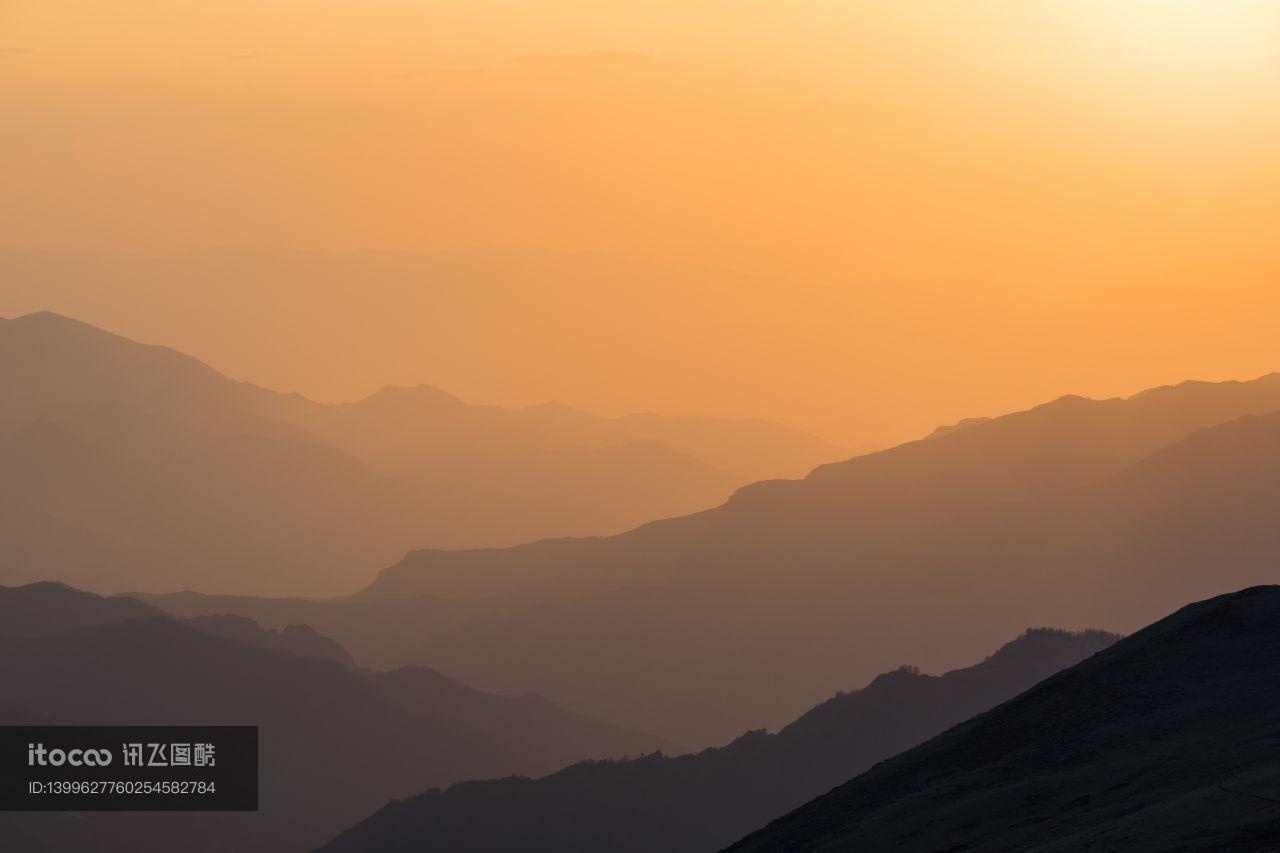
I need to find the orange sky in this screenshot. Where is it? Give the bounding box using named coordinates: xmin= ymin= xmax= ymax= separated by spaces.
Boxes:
xmin=2 ymin=1 xmax=1279 ymax=445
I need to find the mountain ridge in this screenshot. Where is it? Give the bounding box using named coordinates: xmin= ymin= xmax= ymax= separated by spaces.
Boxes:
xmin=142 ymin=398 xmax=1280 ymax=744
xmin=724 ymin=585 xmax=1280 ymax=852
xmin=0 ymin=581 xmax=674 ymax=852
xmin=0 ymin=311 xmax=839 ymax=595
xmin=359 ymin=372 xmax=1280 ymax=602
xmin=313 ymin=627 xmax=1118 ymax=853
xmin=326 ymin=378 xmax=1280 ymax=744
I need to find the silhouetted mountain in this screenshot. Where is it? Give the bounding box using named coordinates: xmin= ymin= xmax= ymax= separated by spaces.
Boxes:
xmin=0 ymin=311 xmax=838 ymax=594
xmin=281 ymin=374 xmax=1280 ymax=745
xmin=184 ymin=614 xmax=357 ymax=669
xmin=0 ymin=313 xmax=421 ymax=594
xmin=315 ymin=628 xmax=1116 ymax=853
xmin=725 ymin=586 xmax=1280 ymax=853
xmin=0 ymin=583 xmax=672 ymax=852
xmin=0 ymin=582 xmax=359 ymax=667
xmin=128 ymin=589 xmax=537 ymax=670
xmin=0 ymin=311 xmax=311 ymax=433
xmin=0 ymin=621 xmax=515 ymax=853
xmin=304 ymin=383 xmax=837 ymax=484
xmin=0 ymin=580 xmax=165 ymax=634
xmin=372 ymin=665 xmax=680 ymax=765
xmin=365 ymin=372 xmax=1280 ymax=600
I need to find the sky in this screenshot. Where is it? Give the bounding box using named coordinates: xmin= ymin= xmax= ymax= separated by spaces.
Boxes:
xmin=2 ymin=0 xmax=1280 ymax=445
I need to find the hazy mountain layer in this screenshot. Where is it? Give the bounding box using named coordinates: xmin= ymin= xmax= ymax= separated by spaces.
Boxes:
xmin=301 ymin=375 xmax=1280 ymax=744
xmin=131 ymin=368 xmax=1280 ymax=743
xmin=315 ymin=629 xmax=1116 ymax=853
xmin=0 ymin=311 xmax=838 ymax=594
xmin=365 ymin=371 xmax=1280 ymax=599
xmin=0 ymin=583 xmax=672 ymax=853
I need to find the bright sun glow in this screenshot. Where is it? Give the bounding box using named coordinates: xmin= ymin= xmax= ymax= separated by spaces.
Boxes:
xmin=1076 ymin=0 xmax=1280 ymax=71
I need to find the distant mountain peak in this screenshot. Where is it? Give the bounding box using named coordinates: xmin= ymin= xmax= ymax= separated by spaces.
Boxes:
xmin=356 ymin=383 xmax=466 ymax=407
xmin=0 ymin=581 xmax=167 ymax=636
xmin=2 ymin=308 xmax=231 ymax=380
xmin=11 ymin=309 xmax=83 ymax=326
xmin=5 ymin=310 xmax=161 ymax=344
xmin=5 ymin=579 xmax=77 ymax=595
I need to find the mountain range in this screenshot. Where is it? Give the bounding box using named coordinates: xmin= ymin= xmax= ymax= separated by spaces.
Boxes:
xmin=6 ymin=304 xmax=1280 ymax=849
xmin=0 ymin=311 xmax=839 ymax=595
xmin=725 ymin=585 xmax=1280 ymax=852
xmin=145 ymin=370 xmax=1280 ymax=745
xmin=0 ymin=582 xmax=671 ymax=852
xmin=314 ymin=628 xmax=1117 ymax=853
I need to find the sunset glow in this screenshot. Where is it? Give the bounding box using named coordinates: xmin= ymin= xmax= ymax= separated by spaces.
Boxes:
xmin=4 ymin=4 xmax=1280 ymax=851
xmin=3 ymin=0 xmax=1279 ymax=446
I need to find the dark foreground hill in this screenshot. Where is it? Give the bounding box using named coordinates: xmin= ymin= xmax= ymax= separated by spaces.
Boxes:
xmin=726 ymin=586 xmax=1280 ymax=853
xmin=0 ymin=583 xmax=670 ymax=853
xmin=314 ymin=628 xmax=1116 ymax=853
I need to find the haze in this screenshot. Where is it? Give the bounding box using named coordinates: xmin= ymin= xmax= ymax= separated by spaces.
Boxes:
xmin=3 ymin=0 xmax=1279 ymax=444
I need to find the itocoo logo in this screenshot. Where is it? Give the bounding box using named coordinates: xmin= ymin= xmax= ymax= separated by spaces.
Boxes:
xmin=27 ymin=743 xmax=113 ymax=767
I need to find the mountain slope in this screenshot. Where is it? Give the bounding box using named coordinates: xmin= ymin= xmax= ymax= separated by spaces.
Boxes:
xmin=0 ymin=312 xmax=425 ymax=593
xmin=373 ymin=665 xmax=679 ymax=765
xmin=144 ymin=398 xmax=1280 ymax=744
xmin=0 ymin=580 xmax=359 ymax=668
xmin=0 ymin=310 xmax=310 ymax=434
xmin=0 ymin=404 xmax=420 ymax=595
xmin=139 ymin=373 xmax=1280 ymax=743
xmin=0 ymin=580 xmax=165 ymax=634
xmin=363 ymin=372 xmax=1280 ymax=600
xmin=0 ymin=311 xmax=838 ymax=594
xmin=726 ymin=586 xmax=1280 ymax=853
xmin=0 ymin=583 xmax=672 ymax=853
xmin=183 ymin=614 xmax=358 ymax=669
xmin=127 ymin=589 xmax=536 ymax=670
xmin=312 ymin=381 xmax=1280 ymax=744
xmin=315 ymin=629 xmax=1117 ymax=853
xmin=0 ymin=619 xmax=516 ymax=853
